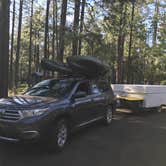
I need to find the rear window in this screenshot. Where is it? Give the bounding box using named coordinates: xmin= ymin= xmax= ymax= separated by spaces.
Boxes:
xmin=98 ymin=80 xmax=111 ymax=92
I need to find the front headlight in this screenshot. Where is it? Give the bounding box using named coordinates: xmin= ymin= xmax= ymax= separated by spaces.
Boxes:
xmin=21 ymin=108 xmax=48 ymax=118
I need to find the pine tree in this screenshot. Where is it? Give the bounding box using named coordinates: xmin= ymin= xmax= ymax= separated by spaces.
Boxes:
xmin=0 ymin=0 xmax=10 ymax=98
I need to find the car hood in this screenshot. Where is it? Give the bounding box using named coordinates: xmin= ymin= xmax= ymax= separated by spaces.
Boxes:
xmin=0 ymin=95 xmax=56 ymax=110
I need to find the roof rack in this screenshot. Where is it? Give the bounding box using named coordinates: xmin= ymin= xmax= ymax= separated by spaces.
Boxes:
xmin=41 ymin=56 xmax=109 ymax=80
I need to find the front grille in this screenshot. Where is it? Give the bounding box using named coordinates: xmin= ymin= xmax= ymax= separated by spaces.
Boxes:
xmin=0 ymin=110 xmax=21 ymax=122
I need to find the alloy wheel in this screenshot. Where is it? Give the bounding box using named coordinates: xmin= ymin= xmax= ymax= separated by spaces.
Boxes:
xmin=57 ymin=123 xmax=68 ymax=148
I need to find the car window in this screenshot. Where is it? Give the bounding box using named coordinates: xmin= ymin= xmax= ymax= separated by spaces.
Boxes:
xmin=75 ymin=81 xmax=90 ymax=97
xmin=90 ymin=84 xmax=101 ymax=95
xmin=33 ymin=80 xmax=50 ymax=88
xmin=97 ymin=80 xmax=111 ymax=92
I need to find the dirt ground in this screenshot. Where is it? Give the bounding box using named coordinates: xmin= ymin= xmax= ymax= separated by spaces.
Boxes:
xmin=0 ymin=110 xmax=166 ymax=166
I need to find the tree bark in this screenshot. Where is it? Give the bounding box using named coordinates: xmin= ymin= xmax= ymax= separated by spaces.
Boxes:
xmin=9 ymin=0 xmax=16 ymax=89
xmin=15 ymin=0 xmax=23 ymax=88
xmin=34 ymin=30 xmax=40 ymax=72
xmin=0 ymin=0 xmax=10 ymax=98
xmin=127 ymin=1 xmax=135 ymax=83
xmin=52 ymin=0 xmax=56 ymax=61
xmin=58 ymin=0 xmax=68 ymax=62
xmin=28 ymin=0 xmax=34 ymax=87
xmin=78 ymin=0 xmax=86 ymax=56
xmin=55 ymin=0 xmax=59 ymax=57
xmin=44 ymin=0 xmax=51 ymax=59
xmin=152 ymin=0 xmax=159 ymax=46
xmin=117 ymin=1 xmax=126 ymax=84
xmin=72 ymin=0 xmax=81 ymax=56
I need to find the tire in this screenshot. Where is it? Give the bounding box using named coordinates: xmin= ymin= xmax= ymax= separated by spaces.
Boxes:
xmin=104 ymin=107 xmax=113 ymax=125
xmin=157 ymin=106 xmax=162 ymax=113
xmin=46 ymin=118 xmax=69 ymax=152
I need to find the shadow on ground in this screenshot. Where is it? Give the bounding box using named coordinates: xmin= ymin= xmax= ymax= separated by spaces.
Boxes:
xmin=1 ymin=110 xmax=166 ymax=166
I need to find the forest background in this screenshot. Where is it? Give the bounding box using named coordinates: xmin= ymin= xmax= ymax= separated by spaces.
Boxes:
xmin=0 ymin=0 xmax=166 ymax=97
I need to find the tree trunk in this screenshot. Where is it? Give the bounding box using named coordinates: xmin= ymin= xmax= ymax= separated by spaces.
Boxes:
xmin=36 ymin=31 xmax=40 ymax=71
xmin=52 ymin=0 xmax=56 ymax=61
xmin=58 ymin=0 xmax=68 ymax=62
xmin=9 ymin=0 xmax=16 ymax=89
xmin=72 ymin=0 xmax=81 ymax=56
xmin=15 ymin=0 xmax=23 ymax=88
xmin=117 ymin=2 xmax=126 ymax=84
xmin=55 ymin=0 xmax=59 ymax=57
xmin=28 ymin=0 xmax=34 ymax=87
xmin=34 ymin=37 xmax=36 ymax=69
xmin=0 ymin=0 xmax=10 ymax=98
xmin=152 ymin=0 xmax=159 ymax=46
xmin=78 ymin=0 xmax=86 ymax=56
xmin=33 ymin=30 xmax=40 ymax=72
xmin=34 ymin=30 xmax=40 ymax=72
xmin=127 ymin=1 xmax=135 ymax=83
xmin=44 ymin=0 xmax=51 ymax=59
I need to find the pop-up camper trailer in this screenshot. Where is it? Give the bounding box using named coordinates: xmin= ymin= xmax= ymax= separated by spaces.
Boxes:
xmin=111 ymin=84 xmax=166 ymax=111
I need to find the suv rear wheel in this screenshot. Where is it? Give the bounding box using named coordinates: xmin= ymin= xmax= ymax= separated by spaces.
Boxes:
xmin=104 ymin=107 xmax=113 ymax=125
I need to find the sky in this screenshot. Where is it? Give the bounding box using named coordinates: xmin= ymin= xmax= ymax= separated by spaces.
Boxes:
xmin=10 ymin=0 xmax=166 ymax=45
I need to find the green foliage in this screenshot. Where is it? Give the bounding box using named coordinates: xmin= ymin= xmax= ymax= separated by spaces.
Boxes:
xmin=9 ymin=0 xmax=166 ymax=91
xmin=9 ymin=84 xmax=28 ymax=95
xmin=161 ymin=80 xmax=166 ymax=85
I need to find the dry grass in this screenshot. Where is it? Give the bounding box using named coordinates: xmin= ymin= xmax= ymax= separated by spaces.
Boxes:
xmin=9 ymin=84 xmax=28 ymax=96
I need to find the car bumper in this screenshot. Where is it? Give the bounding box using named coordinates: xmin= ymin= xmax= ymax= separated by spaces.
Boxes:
xmin=0 ymin=130 xmax=40 ymax=143
xmin=0 ymin=114 xmax=51 ymax=143
xmin=0 ymin=136 xmax=20 ymax=142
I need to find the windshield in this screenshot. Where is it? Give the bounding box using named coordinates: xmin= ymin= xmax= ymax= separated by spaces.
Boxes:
xmin=25 ymin=79 xmax=75 ymax=98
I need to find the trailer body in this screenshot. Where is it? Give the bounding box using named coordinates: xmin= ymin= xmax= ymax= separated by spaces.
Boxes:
xmin=111 ymin=84 xmax=166 ymax=110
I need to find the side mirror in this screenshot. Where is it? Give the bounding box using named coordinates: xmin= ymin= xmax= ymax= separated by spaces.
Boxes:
xmin=73 ymin=91 xmax=87 ymax=99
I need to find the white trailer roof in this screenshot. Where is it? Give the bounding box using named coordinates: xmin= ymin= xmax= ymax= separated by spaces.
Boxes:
xmin=111 ymin=84 xmax=166 ymax=94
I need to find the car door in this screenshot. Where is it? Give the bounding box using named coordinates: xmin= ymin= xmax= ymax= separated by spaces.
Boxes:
xmin=89 ymin=83 xmax=107 ymax=118
xmin=70 ymin=81 xmax=95 ymax=126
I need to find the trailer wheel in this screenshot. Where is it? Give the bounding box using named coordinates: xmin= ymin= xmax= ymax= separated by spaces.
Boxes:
xmin=157 ymin=106 xmax=162 ymax=112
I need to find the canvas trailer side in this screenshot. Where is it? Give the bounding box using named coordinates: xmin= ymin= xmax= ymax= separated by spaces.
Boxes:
xmin=111 ymin=84 xmax=166 ymax=111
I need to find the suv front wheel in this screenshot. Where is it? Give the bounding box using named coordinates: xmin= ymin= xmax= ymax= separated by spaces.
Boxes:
xmin=47 ymin=119 xmax=68 ymax=152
